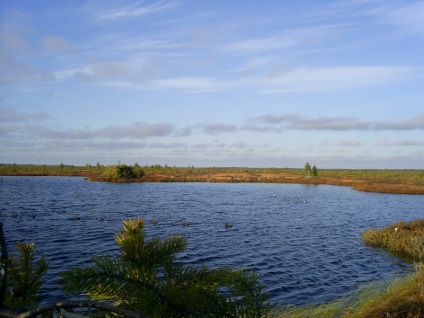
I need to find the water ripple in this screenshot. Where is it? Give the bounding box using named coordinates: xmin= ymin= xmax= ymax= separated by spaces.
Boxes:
xmin=1 ymin=177 xmax=424 ymax=307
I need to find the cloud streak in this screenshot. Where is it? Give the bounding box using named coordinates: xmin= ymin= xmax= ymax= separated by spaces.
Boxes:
xmin=5 ymin=114 xmax=424 ymax=146
xmin=251 ymin=66 xmax=416 ymax=93
xmin=28 ymin=122 xmax=174 ymax=140
xmin=252 ymin=114 xmax=424 ymax=131
xmin=98 ymin=1 xmax=177 ymax=20
xmin=0 ymin=107 xmax=49 ymax=123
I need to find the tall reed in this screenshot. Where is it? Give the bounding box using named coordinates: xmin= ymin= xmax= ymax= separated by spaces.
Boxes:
xmin=277 ymin=219 xmax=424 ymax=317
xmin=362 ymin=219 xmax=424 ymax=262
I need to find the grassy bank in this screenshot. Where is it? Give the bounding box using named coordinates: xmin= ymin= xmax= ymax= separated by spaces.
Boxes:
xmin=362 ymin=219 xmax=424 ymax=261
xmin=277 ymin=219 xmax=424 ymax=318
xmin=1 ymin=164 xmax=424 ymax=194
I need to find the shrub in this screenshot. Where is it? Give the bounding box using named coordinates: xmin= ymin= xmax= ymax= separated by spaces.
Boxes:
xmin=100 ymin=165 xmax=141 ymax=179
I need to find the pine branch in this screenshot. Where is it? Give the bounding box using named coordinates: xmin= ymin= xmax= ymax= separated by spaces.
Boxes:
xmin=61 ymin=257 xmax=207 ymax=317
xmin=0 ymin=300 xmax=147 ymax=318
xmin=0 ymin=223 xmax=8 ymax=308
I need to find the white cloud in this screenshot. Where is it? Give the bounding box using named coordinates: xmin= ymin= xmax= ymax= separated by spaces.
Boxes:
xmin=98 ymin=1 xmax=177 ymax=20
xmin=150 ymin=77 xmax=222 ymax=92
xmin=254 ymin=66 xmax=415 ymax=93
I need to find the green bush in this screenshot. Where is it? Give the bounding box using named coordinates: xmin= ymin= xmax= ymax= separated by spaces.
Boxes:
xmin=100 ymin=165 xmax=143 ymax=179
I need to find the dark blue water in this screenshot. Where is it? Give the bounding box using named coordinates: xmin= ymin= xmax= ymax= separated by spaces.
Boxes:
xmin=1 ymin=176 xmax=424 ymax=307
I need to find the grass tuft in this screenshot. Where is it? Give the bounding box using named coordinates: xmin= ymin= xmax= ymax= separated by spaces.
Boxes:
xmin=362 ymin=219 xmax=424 ymax=261
xmin=277 ymin=219 xmax=424 ymax=318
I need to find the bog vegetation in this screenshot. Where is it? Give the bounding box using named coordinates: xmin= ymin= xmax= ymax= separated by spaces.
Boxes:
xmin=277 ymin=219 xmax=424 ymax=318
xmin=1 ymin=163 xmax=424 ymax=194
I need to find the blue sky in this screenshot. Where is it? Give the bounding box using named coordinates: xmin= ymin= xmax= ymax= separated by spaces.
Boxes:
xmin=1 ymin=0 xmax=423 ymax=168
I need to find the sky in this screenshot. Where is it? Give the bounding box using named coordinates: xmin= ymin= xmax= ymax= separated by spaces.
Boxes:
xmin=1 ymin=0 xmax=424 ymax=169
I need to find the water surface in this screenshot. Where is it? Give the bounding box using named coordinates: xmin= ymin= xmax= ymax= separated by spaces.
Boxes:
xmin=1 ymin=176 xmax=423 ymax=306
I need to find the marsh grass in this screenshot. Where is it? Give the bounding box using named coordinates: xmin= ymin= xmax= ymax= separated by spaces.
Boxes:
xmin=362 ymin=219 xmax=424 ymax=261
xmin=277 ymin=270 xmax=424 ymax=318
xmin=277 ymin=220 xmax=424 ymax=318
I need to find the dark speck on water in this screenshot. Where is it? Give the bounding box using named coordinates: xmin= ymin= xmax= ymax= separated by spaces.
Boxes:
xmin=1 ymin=176 xmax=423 ymax=306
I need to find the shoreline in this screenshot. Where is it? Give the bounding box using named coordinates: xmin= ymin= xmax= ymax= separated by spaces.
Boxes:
xmin=2 ymin=165 xmax=424 ymax=195
xmin=89 ymin=175 xmax=424 ymax=195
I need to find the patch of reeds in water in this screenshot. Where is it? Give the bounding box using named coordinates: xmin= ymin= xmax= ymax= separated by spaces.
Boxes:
xmin=361 ymin=219 xmax=424 ymax=261
xmin=276 ymin=219 xmax=424 ymax=318
xmin=276 ymin=267 xmax=424 ymax=318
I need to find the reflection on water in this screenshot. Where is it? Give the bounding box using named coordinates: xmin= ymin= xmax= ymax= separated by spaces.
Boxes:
xmin=1 ymin=176 xmax=423 ymax=306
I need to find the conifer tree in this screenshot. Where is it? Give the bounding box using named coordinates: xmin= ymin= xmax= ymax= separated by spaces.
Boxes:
xmin=6 ymin=242 xmax=49 ymax=309
xmin=61 ymin=219 xmax=271 ymax=317
xmin=312 ymin=165 xmax=319 ymax=178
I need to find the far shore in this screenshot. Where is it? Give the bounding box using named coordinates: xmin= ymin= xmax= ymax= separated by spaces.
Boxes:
xmin=2 ymin=164 xmax=424 ymax=195
xmin=95 ymin=171 xmax=424 ymax=195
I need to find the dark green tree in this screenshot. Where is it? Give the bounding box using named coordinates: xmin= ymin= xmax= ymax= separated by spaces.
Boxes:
xmin=312 ymin=165 xmax=319 ymax=178
xmin=6 ymin=242 xmax=49 ymax=309
xmin=61 ymin=219 xmax=271 ymax=317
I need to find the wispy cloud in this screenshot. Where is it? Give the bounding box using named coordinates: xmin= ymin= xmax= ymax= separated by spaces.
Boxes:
xmin=252 ymin=113 xmax=424 ymax=131
xmin=373 ymin=114 xmax=424 ymax=130
xmin=0 ymin=10 xmax=30 ymax=52
xmin=41 ymin=140 xmax=148 ymax=151
xmin=252 ymin=66 xmax=416 ymax=93
xmin=56 ymin=64 xmax=417 ymax=93
xmin=373 ymin=1 xmax=424 ymax=35
xmin=379 ymin=139 xmax=424 ymax=146
xmin=223 ymin=36 xmax=294 ymax=54
xmin=148 ymin=142 xmax=187 ymax=149
xmin=12 ymin=114 xmax=424 ymax=148
xmin=0 ymin=107 xmax=49 ymax=123
xmin=201 ymin=123 xmax=237 ymax=135
xmin=0 ymin=51 xmax=54 ymax=85
xmin=41 ymin=35 xmax=78 ymax=54
xmin=340 ymin=139 xmax=362 ymax=146
xmin=98 ymin=1 xmax=177 ymax=20
xmin=29 ymin=122 xmax=174 ymax=140
xmin=149 ymin=77 xmax=222 ymax=92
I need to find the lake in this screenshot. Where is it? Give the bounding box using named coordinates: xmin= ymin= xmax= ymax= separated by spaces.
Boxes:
xmin=1 ymin=176 xmax=424 ymax=307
